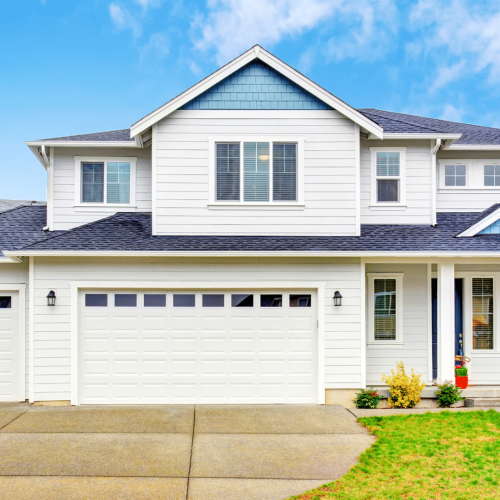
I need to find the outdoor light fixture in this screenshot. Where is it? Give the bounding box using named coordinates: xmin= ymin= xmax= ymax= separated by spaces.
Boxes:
xmin=46 ymin=290 xmax=56 ymax=306
xmin=333 ymin=291 xmax=342 ymax=306
xmin=258 ymin=155 xmax=270 ymax=161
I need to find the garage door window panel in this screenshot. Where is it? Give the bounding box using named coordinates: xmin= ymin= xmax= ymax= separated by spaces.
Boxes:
xmin=173 ymin=294 xmax=196 ymax=307
xmin=144 ymin=294 xmax=166 ymax=308
xmin=231 ymin=294 xmax=254 ymax=307
xmin=85 ymin=294 xmax=108 ymax=307
xmin=202 ymin=294 xmax=225 ymax=307
xmin=261 ymin=294 xmax=282 ymax=307
xmin=290 ymin=294 xmax=311 ymax=307
xmin=114 ymin=294 xmax=137 ymax=307
xmin=0 ymin=297 xmax=12 ymax=309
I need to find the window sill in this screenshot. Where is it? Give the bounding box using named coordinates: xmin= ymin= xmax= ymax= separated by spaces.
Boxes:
xmin=74 ymin=204 xmax=137 ymax=213
xmin=469 ymin=351 xmax=500 ymax=357
xmin=367 ymin=342 xmax=404 ymax=348
xmin=208 ymin=203 xmax=305 ymax=211
xmin=369 ymin=204 xmax=407 ymax=211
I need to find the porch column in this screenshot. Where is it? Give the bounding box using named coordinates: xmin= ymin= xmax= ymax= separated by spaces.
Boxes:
xmin=437 ymin=262 xmax=455 ymax=383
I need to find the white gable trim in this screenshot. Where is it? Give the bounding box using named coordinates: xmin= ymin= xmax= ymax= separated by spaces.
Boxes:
xmin=130 ymin=45 xmax=383 ymax=139
xmin=456 ymin=207 xmax=500 ymax=237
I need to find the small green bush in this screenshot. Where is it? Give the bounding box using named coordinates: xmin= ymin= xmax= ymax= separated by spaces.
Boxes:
xmin=456 ymin=366 xmax=468 ymax=377
xmin=435 ymin=380 xmax=464 ymax=408
xmin=354 ymin=388 xmax=384 ymax=409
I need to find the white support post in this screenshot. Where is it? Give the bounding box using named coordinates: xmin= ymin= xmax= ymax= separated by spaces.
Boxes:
xmin=437 ymin=262 xmax=455 ymax=383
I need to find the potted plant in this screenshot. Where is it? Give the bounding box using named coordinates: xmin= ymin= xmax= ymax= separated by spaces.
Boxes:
xmin=455 ymin=366 xmax=468 ymax=389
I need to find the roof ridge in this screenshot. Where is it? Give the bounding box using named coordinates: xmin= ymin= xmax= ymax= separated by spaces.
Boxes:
xmin=359 ymin=109 xmax=446 ymax=134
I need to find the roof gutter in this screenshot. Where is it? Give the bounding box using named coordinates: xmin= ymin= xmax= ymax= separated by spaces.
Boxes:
xmin=26 ymin=141 xmax=140 ymax=148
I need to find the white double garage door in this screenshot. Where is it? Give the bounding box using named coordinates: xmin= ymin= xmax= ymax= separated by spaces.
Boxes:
xmin=79 ymin=289 xmax=318 ymax=405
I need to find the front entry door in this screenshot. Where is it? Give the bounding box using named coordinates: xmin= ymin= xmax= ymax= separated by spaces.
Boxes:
xmin=431 ymin=278 xmax=463 ymax=380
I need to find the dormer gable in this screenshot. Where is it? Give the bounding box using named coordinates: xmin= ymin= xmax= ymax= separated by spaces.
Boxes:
xmin=456 ymin=204 xmax=500 ymax=237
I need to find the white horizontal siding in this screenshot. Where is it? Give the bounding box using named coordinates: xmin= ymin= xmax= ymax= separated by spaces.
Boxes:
xmin=0 ymin=262 xmax=29 ymax=399
xmin=32 ymin=256 xmax=362 ymax=401
xmin=365 ymin=263 xmax=430 ymax=385
xmin=155 ymin=110 xmax=357 ymax=236
xmin=360 ymin=139 xmax=432 ymax=224
xmin=52 ymin=147 xmax=152 ymax=231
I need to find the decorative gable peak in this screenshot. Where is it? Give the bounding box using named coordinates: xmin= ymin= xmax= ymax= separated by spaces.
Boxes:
xmin=180 ymin=60 xmax=332 ymax=111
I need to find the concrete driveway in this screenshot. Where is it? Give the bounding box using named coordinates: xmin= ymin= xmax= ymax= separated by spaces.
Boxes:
xmin=0 ymin=403 xmax=374 ymax=500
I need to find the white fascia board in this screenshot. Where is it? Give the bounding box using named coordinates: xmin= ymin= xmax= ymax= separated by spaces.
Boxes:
xmin=448 ymin=144 xmax=500 ymax=150
xmin=0 ymin=257 xmax=22 ymax=264
xmin=5 ymin=250 xmax=500 ymax=258
xmin=28 ymin=145 xmax=49 ymax=169
xmin=379 ymin=133 xmax=462 ymax=141
xmin=456 ymin=208 xmax=500 ymax=237
xmin=130 ymin=45 xmax=383 ymax=139
xmin=26 ymin=141 xmax=138 ymax=148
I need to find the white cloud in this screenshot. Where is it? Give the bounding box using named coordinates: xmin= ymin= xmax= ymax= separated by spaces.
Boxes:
xmin=109 ymin=3 xmax=142 ymax=37
xmin=134 ymin=0 xmax=162 ymax=9
xmin=410 ymin=0 xmax=500 ymax=85
xmin=430 ymin=60 xmax=467 ymax=92
xmin=189 ymin=61 xmax=202 ymax=75
xmin=193 ymin=0 xmax=397 ymax=66
xmin=440 ymin=104 xmax=464 ymax=122
xmin=140 ymin=33 xmax=170 ymax=60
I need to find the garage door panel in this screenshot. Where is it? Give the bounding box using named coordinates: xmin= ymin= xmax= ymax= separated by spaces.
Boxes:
xmin=79 ymin=290 xmax=317 ymax=404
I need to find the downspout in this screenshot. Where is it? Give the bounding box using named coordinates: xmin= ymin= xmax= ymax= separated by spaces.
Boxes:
xmin=431 ymin=139 xmax=441 ymax=227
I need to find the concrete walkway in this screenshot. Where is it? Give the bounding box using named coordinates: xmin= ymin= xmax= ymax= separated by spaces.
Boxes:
xmin=0 ymin=403 xmax=373 ymax=500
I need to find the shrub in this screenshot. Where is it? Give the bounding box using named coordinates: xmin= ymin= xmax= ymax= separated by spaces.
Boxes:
xmin=381 ymin=361 xmax=426 ymax=408
xmin=435 ymin=380 xmax=464 ymax=408
xmin=456 ymin=366 xmax=468 ymax=377
xmin=354 ymin=388 xmax=384 ymax=409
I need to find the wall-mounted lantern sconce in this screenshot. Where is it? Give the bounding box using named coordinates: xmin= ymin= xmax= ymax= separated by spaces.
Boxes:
xmin=47 ymin=290 xmax=56 ymax=306
xmin=333 ymin=291 xmax=342 ymax=306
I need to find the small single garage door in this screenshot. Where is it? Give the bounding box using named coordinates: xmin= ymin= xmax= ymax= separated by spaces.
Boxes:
xmin=79 ymin=290 xmax=317 ymax=404
xmin=0 ymin=293 xmax=21 ymax=402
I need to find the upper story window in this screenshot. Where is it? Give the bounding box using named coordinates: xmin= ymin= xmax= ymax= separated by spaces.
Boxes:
xmin=368 ymin=273 xmax=403 ymax=344
xmin=209 ymin=138 xmax=304 ymax=206
xmin=439 ymin=160 xmax=500 ymax=189
xmin=370 ymin=148 xmax=406 ymax=207
xmin=75 ymin=157 xmax=136 ymax=207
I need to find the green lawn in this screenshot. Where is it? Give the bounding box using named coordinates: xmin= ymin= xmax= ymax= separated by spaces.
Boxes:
xmin=287 ymin=410 xmax=500 ymax=500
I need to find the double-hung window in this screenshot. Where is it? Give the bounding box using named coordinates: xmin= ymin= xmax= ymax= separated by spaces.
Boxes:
xmin=212 ymin=139 xmax=302 ymax=205
xmin=368 ymin=274 xmax=403 ymax=344
xmin=370 ymin=148 xmax=406 ymax=206
xmin=75 ymin=157 xmax=136 ymax=207
xmin=472 ymin=277 xmax=494 ymax=350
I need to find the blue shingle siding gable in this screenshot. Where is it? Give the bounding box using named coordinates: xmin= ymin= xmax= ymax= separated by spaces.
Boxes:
xmin=180 ymin=61 xmax=333 ymax=110
xmin=479 ymin=219 xmax=500 ymax=234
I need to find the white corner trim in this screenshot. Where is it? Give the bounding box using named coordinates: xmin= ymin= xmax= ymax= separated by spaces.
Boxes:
xmin=355 ymin=125 xmax=361 ymax=237
xmin=47 ymin=147 xmax=54 ymax=231
xmin=360 ymin=259 xmax=366 ymax=389
xmin=152 ymin=124 xmax=158 ymax=236
xmin=70 ymin=280 xmax=326 ymax=406
xmin=427 ymin=262 xmax=433 ymax=383
xmin=28 ymin=257 xmax=34 ymax=403
xmin=73 ymin=156 xmax=137 ymax=208
xmin=367 ymin=272 xmax=404 ymax=344
xmin=208 ymin=136 xmax=305 ymax=206
xmin=130 ymin=46 xmax=383 ymax=139
xmin=369 ymin=147 xmax=407 ymax=207
xmin=456 ymin=207 xmax=500 ymax=237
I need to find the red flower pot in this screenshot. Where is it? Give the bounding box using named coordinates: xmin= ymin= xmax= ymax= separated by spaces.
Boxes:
xmin=455 ymin=376 xmax=468 ymax=389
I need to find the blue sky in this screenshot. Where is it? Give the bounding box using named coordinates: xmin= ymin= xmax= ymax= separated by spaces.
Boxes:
xmin=2 ymin=0 xmax=500 ymax=200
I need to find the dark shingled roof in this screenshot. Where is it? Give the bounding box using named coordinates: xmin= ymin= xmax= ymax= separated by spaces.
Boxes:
xmin=37 ymin=129 xmax=132 ymax=142
xmin=10 ymin=210 xmax=500 ymax=254
xmin=359 ymin=109 xmax=500 ymax=145
xmin=0 ymin=206 xmax=62 ymax=258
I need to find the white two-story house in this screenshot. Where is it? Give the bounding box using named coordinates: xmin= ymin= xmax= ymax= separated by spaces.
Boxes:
xmin=2 ymin=45 xmax=500 ymax=406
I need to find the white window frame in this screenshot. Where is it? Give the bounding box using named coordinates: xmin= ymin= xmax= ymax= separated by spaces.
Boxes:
xmin=367 ymin=273 xmax=404 ymax=345
xmin=369 ymin=147 xmax=406 ymax=207
xmin=74 ymin=156 xmax=137 ymax=210
xmin=208 ymin=136 xmax=305 ymax=208
xmin=438 ymin=160 xmax=500 ymax=190
xmin=461 ymin=274 xmax=499 ymax=354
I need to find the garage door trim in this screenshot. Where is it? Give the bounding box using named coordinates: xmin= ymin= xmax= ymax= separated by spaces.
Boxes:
xmin=0 ymin=284 xmax=26 ymax=402
xmin=70 ymin=280 xmax=326 ymax=405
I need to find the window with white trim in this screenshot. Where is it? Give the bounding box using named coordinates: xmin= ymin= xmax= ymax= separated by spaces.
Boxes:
xmin=213 ymin=140 xmax=301 ymax=204
xmin=472 ymin=277 xmax=494 ymax=350
xmin=484 ymin=165 xmax=500 ymax=187
xmin=438 ymin=160 xmax=500 ymax=190
xmin=368 ymin=274 xmax=403 ymax=343
xmin=75 ymin=157 xmax=136 ymax=206
xmin=444 ymin=164 xmax=467 ymax=187
xmin=370 ymin=148 xmax=406 ymax=206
